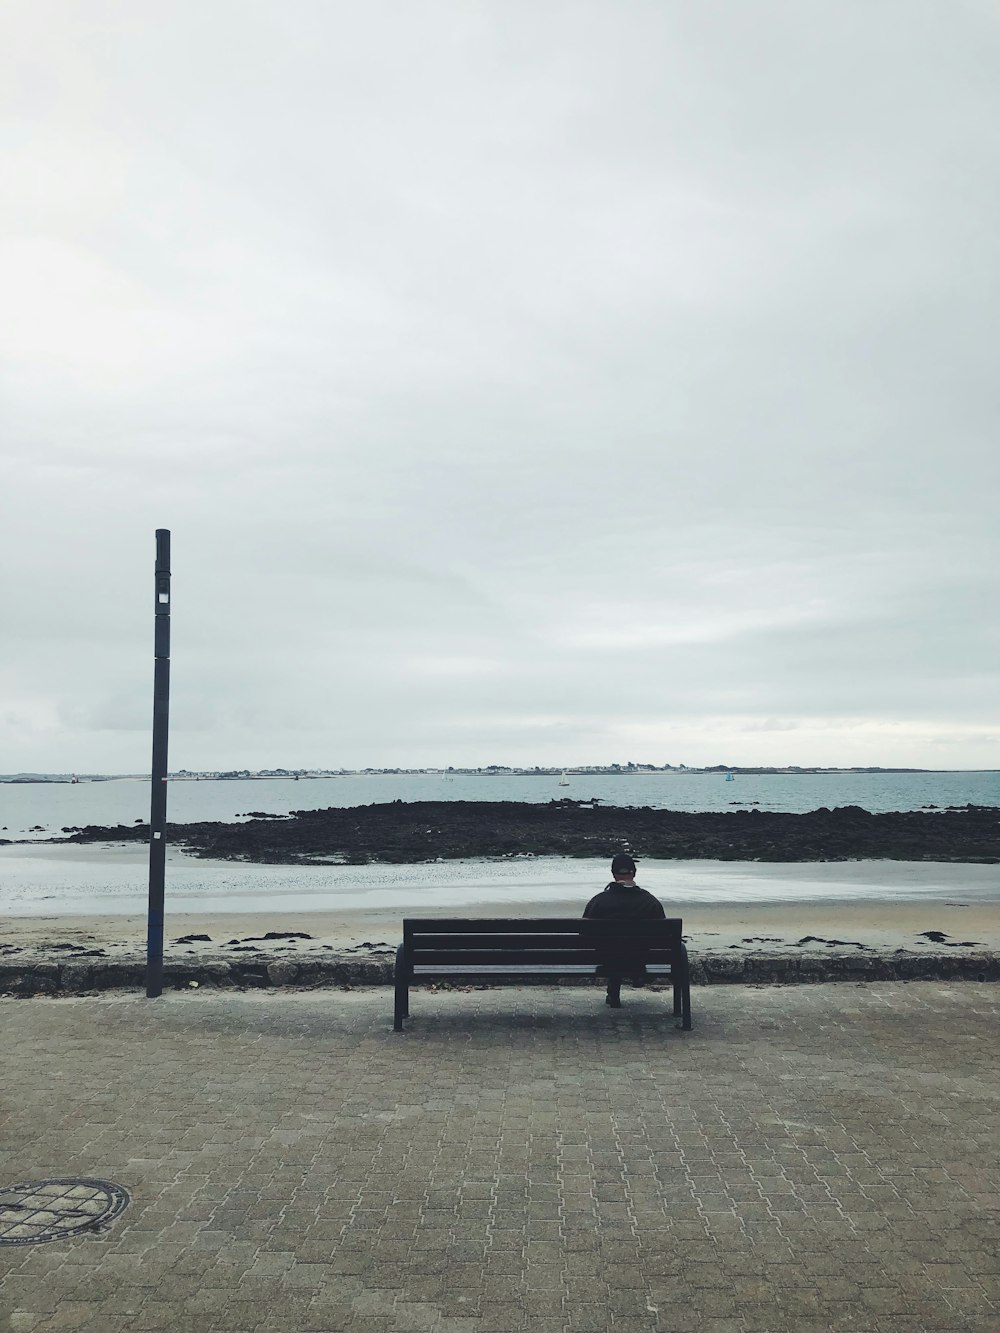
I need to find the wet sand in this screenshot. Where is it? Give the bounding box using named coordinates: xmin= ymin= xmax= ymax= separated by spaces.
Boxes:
xmin=5 ymin=896 xmax=999 ymax=960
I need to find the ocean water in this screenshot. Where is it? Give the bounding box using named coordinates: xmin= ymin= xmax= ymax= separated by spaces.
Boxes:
xmin=2 ymin=769 xmax=998 ymax=838
xmin=2 ymin=771 xmax=998 ymax=920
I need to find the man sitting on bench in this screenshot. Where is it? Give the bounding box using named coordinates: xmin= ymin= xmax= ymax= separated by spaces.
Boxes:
xmin=583 ymin=853 xmax=666 ymax=1008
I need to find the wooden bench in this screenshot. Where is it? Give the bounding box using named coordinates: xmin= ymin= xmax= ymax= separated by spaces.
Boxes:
xmin=393 ymin=918 xmax=692 ymax=1032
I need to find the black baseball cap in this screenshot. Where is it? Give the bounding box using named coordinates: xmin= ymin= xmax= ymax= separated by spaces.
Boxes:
xmin=611 ymin=853 xmax=636 ymax=876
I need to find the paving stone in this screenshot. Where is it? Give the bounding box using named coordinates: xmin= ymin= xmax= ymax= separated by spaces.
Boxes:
xmin=1 ymin=983 xmax=998 ymax=1333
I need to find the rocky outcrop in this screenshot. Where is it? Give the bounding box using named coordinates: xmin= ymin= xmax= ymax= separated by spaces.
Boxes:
xmin=53 ymin=800 xmax=1000 ymax=864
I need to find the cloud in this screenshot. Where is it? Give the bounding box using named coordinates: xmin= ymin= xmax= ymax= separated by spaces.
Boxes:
xmin=1 ymin=1 xmax=998 ymax=770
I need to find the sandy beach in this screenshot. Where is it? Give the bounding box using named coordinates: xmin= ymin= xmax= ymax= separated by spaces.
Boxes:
xmin=5 ymin=896 xmax=999 ymax=961
xmin=3 ymin=846 xmax=998 ymax=969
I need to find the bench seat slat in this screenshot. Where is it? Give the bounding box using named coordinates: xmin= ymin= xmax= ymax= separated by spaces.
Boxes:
xmin=411 ymin=949 xmax=676 ymax=966
xmin=413 ymin=950 xmax=597 ymax=966
xmin=409 ymin=933 xmax=625 ymax=950
xmin=404 ymin=917 xmax=683 ymax=934
xmin=412 ymin=963 xmax=675 ymax=977
xmin=410 ymin=943 xmax=677 ymax=965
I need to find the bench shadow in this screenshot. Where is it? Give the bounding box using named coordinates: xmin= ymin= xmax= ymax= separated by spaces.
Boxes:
xmin=395 ymin=992 xmax=706 ymax=1040
xmin=111 ymin=987 xmax=720 ymax=1044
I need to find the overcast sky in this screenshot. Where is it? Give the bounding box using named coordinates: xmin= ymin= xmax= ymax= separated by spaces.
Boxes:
xmin=2 ymin=1 xmax=998 ymax=773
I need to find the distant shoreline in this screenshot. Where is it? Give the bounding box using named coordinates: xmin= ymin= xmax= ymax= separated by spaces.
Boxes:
xmin=7 ymin=767 xmax=1000 ymax=784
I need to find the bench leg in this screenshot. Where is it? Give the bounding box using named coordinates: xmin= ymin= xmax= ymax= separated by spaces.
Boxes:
xmin=677 ymin=945 xmax=692 ymax=1030
xmin=605 ymin=977 xmax=622 ymax=1008
xmin=393 ymin=944 xmax=408 ymax=1032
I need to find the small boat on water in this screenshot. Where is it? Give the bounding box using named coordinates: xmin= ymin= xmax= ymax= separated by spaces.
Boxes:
xmin=725 ymin=771 xmax=735 ymax=782
xmin=558 ymin=771 xmax=570 ymax=787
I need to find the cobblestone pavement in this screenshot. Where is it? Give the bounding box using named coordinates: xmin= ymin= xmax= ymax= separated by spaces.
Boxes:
xmin=1 ymin=983 xmax=998 ymax=1333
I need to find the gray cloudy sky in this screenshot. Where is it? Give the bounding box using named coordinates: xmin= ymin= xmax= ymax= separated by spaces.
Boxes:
xmin=2 ymin=1 xmax=998 ymax=772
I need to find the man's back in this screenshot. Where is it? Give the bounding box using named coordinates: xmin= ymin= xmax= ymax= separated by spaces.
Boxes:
xmin=583 ymin=855 xmax=665 ymax=1007
xmin=583 ymin=881 xmax=666 ymax=921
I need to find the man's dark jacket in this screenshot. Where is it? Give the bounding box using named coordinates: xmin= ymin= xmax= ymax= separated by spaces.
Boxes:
xmin=582 ymin=882 xmax=666 ymax=920
xmin=582 ymin=882 xmax=666 ymax=977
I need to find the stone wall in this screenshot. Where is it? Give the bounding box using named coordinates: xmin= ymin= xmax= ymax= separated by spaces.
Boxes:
xmin=1 ymin=950 xmax=998 ymax=997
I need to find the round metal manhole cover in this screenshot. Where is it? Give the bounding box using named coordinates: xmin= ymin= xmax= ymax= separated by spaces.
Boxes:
xmin=0 ymin=1179 xmax=129 ymax=1245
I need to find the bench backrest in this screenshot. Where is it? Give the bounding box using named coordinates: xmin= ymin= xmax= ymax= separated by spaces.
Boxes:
xmin=401 ymin=917 xmax=684 ymax=968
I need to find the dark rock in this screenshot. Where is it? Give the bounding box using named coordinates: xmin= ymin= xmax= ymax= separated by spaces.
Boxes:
xmin=163 ymin=962 xmax=232 ymax=988
xmin=898 ymin=954 xmax=957 ymax=979
xmin=746 ymin=958 xmax=795 ymax=983
xmin=50 ymin=800 xmax=1000 ymax=865
xmin=172 ymin=934 xmax=212 ymax=944
xmin=266 ymin=960 xmax=300 ymax=984
xmin=704 ymin=956 xmax=746 ymax=979
xmin=63 ymin=961 xmax=145 ymax=990
xmin=232 ymin=966 xmax=269 ymax=987
xmin=0 ymin=963 xmax=60 ymax=996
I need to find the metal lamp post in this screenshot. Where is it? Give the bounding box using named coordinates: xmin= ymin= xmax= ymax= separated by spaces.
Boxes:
xmin=146 ymin=529 xmax=171 ymax=998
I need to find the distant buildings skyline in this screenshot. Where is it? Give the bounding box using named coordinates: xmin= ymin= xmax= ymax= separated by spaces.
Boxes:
xmin=3 ymin=761 xmax=960 ymax=784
